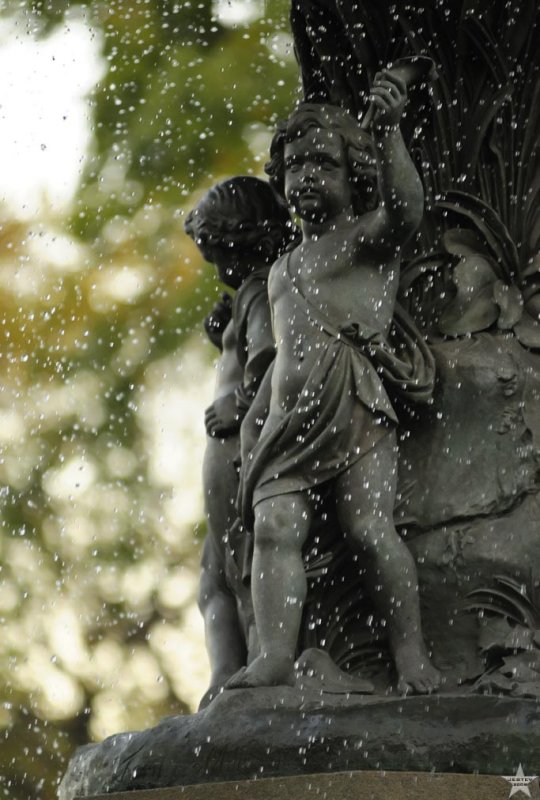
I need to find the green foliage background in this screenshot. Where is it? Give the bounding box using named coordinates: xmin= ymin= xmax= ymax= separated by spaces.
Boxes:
xmin=0 ymin=2 xmax=300 ymax=797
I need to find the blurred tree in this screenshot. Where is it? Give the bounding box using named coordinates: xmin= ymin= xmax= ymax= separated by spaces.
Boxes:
xmin=0 ymin=2 xmax=300 ymax=798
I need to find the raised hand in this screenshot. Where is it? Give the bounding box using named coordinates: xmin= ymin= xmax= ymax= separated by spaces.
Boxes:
xmin=370 ymin=70 xmax=407 ymax=128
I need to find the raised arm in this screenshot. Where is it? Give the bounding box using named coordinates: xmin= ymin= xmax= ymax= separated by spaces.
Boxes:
xmin=364 ymin=70 xmax=424 ymax=254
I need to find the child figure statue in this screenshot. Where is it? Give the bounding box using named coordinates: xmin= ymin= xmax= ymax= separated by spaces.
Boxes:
xmin=185 ymin=177 xmax=293 ymax=705
xmin=233 ymin=71 xmax=442 ymax=694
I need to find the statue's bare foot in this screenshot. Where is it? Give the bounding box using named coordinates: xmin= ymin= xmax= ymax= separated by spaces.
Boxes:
xmin=225 ymin=654 xmax=295 ymax=689
xmin=395 ymin=642 xmax=442 ymax=695
xmin=295 ymin=648 xmax=374 ymax=694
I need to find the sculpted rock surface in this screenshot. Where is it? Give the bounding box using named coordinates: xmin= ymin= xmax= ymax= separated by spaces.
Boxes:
xmin=397 ymin=335 xmax=540 ymax=529
xmin=59 ymin=689 xmax=540 ymax=799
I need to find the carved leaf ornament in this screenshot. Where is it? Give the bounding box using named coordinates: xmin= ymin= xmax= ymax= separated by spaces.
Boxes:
xmin=434 ymin=194 xmax=540 ymax=345
xmin=466 ymin=575 xmax=540 ymax=698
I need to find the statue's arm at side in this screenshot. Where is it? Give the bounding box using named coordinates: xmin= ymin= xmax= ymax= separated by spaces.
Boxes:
xmin=235 ymin=288 xmax=275 ymax=417
xmin=239 ymin=361 xmax=273 ymax=464
xmin=204 ymin=286 xmax=274 ymax=438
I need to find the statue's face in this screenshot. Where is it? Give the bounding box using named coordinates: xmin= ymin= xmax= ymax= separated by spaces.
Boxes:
xmin=283 ymin=127 xmax=352 ymax=223
xmin=189 ymin=202 xmax=246 ymax=288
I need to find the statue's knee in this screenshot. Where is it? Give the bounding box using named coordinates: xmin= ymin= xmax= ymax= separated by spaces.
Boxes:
xmin=348 ymin=513 xmax=391 ymax=552
xmin=254 ymin=496 xmax=310 ymax=552
xmin=254 ymin=505 xmax=302 ymax=551
xmin=253 ymin=515 xmax=281 ymax=550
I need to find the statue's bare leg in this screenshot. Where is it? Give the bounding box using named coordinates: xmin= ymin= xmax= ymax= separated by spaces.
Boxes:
xmin=199 ymin=537 xmax=246 ymax=691
xmin=200 ymin=437 xmax=246 ymax=700
xmin=226 ymin=491 xmax=312 ymax=688
xmin=335 ymin=431 xmax=441 ymax=695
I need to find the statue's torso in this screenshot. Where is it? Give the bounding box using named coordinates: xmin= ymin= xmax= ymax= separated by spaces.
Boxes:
xmin=268 ymin=227 xmax=399 ymax=416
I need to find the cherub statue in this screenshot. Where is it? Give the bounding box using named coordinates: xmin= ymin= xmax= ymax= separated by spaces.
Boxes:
xmin=185 ymin=176 xmax=293 ymax=705
xmin=232 ymin=71 xmax=442 ymax=694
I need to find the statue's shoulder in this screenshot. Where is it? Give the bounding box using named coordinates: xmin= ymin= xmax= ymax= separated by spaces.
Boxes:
xmin=268 ymin=249 xmax=291 ymax=287
xmin=232 ymin=265 xmax=272 ymax=333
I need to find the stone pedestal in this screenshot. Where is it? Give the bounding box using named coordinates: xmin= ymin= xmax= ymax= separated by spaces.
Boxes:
xmin=60 ymin=690 xmax=540 ymax=799
xmin=84 ymin=770 xmax=539 ymax=800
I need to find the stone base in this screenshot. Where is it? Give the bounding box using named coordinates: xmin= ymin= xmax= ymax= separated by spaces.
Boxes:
xmin=84 ymin=770 xmax=540 ymax=800
xmin=60 ymin=689 xmax=540 ymax=799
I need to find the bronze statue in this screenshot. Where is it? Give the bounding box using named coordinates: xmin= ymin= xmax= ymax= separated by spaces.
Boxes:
xmin=185 ymin=176 xmax=292 ymax=705
xmin=229 ymin=72 xmax=440 ymax=694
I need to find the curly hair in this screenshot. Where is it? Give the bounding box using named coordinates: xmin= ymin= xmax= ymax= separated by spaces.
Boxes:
xmin=184 ymin=176 xmax=295 ymax=264
xmin=265 ymin=104 xmax=378 ymax=216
